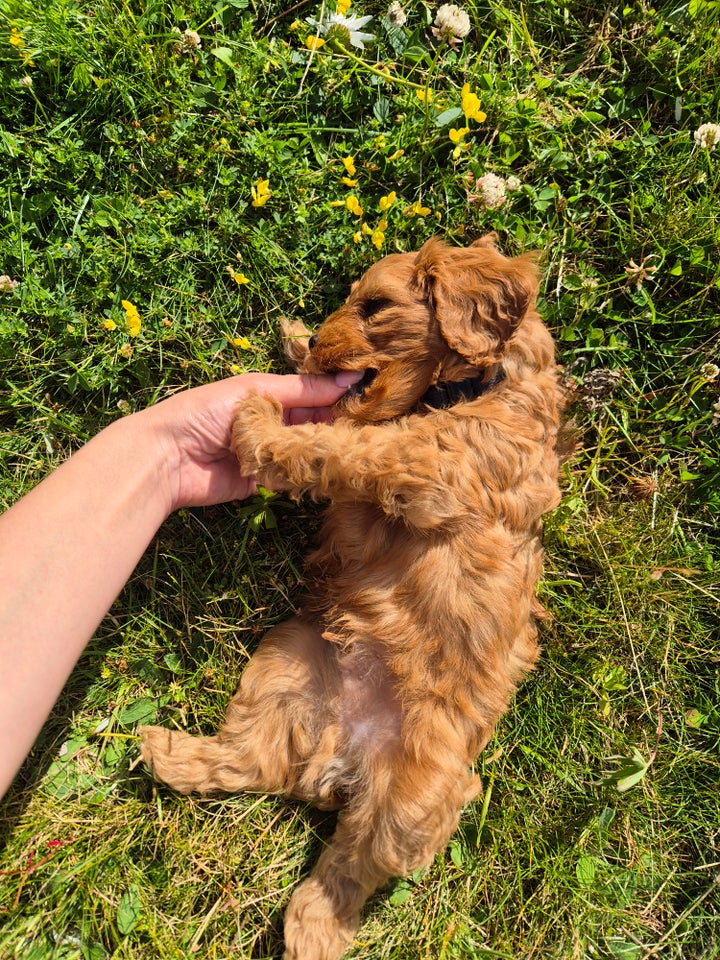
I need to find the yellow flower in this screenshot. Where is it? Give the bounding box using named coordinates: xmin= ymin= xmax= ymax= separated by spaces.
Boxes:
xmin=230 ymin=336 xmax=251 ymax=349
xmin=121 ymin=300 xmax=141 ymax=337
xmin=387 ymin=149 xmax=405 ymax=162
xmin=102 ymin=319 xmax=117 ymax=331
xmin=10 ymin=27 xmax=25 ymax=48
xmin=378 ymin=191 xmax=396 ymax=212
xmin=251 ymin=177 xmax=272 ymax=207
xmin=341 ymin=176 xmax=358 ymax=187
xmin=371 ymin=230 xmax=385 ymax=249
xmin=405 ymin=200 xmax=431 ymax=217
xmin=329 ymin=200 xmax=346 ymax=208
xmin=361 ymin=222 xmax=373 ymax=235
xmin=461 ymin=83 xmax=487 ymax=123
xmin=346 ymin=195 xmax=363 ymax=216
xmin=226 ymin=266 xmax=250 ymax=284
xmin=305 ymin=34 xmax=325 ymax=49
xmin=342 ymin=155 xmax=356 ymax=177
xmin=417 ymin=88 xmax=433 ymax=104
xmin=337 ymin=0 xmax=352 ymax=14
xmin=449 ymin=126 xmax=469 ymax=144
xmin=353 ymin=231 xmax=362 ymax=243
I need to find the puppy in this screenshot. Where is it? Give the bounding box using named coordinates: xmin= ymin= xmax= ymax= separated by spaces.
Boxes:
xmin=140 ymin=235 xmax=564 ymax=960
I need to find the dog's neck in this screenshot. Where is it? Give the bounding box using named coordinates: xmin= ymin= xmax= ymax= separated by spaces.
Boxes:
xmin=422 ymin=363 xmax=505 ymax=409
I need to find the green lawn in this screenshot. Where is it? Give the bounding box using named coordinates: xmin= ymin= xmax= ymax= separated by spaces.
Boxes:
xmin=1 ymin=0 xmax=719 ymax=957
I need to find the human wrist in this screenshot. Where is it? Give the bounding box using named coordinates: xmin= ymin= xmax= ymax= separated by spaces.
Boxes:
xmin=106 ymin=407 xmax=181 ymax=521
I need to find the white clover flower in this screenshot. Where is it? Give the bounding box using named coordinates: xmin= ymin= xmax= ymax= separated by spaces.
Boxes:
xmin=387 ymin=1 xmax=407 ymax=27
xmin=505 ymin=175 xmax=522 ymax=192
xmin=432 ymin=4 xmax=471 ymax=46
xmin=700 ymin=362 xmax=720 ymax=381
xmin=472 ymin=173 xmax=507 ymax=209
xmin=176 ymin=28 xmax=202 ymax=55
xmin=0 ymin=275 xmax=18 ymax=294
xmin=307 ymin=11 xmax=375 ymax=50
xmin=19 ymin=75 xmax=33 ymax=88
xmin=693 ymin=122 xmax=720 ymax=150
xmin=624 ymin=254 xmax=659 ymax=290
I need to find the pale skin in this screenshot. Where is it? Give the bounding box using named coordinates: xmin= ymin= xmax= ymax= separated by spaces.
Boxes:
xmin=0 ymin=371 xmax=361 ymax=799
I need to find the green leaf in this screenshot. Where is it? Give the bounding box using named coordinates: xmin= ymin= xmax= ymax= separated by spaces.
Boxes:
xmin=604 ymin=749 xmax=650 ymax=793
xmin=164 ymin=652 xmax=182 ymax=673
xmin=389 ymin=879 xmax=412 ymax=906
xmin=210 ymin=47 xmax=236 ymax=69
xmin=118 ymin=697 xmax=158 ymax=727
xmin=576 ymin=854 xmax=597 ymax=886
xmin=117 ymin=884 xmax=142 ymax=935
xmin=434 ymin=107 xmax=463 ymax=128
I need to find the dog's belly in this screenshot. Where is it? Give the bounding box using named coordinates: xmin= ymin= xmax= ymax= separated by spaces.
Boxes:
xmin=338 ymin=649 xmax=402 ymax=754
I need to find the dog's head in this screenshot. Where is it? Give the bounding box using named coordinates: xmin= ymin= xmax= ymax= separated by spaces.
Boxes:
xmin=303 ymin=235 xmax=539 ymax=422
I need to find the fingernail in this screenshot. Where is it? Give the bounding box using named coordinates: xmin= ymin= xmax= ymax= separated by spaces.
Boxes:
xmin=334 ymin=370 xmax=363 ymax=388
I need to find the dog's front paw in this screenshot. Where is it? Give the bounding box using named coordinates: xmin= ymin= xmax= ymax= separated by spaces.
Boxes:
xmin=232 ymin=392 xmax=284 ymax=475
xmin=281 ymin=317 xmax=313 ymax=370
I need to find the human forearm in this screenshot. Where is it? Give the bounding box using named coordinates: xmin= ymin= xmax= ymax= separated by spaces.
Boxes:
xmin=0 ymin=413 xmax=173 ymax=795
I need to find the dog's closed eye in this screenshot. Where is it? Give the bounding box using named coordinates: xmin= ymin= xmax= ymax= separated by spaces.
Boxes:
xmin=359 ymin=297 xmax=393 ymax=320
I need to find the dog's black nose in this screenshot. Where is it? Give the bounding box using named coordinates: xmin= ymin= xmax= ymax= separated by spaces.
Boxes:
xmin=308 ymin=335 xmax=318 ymax=350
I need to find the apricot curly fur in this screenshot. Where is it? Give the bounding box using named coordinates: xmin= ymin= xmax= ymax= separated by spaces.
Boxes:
xmin=140 ymin=235 xmax=565 ymax=960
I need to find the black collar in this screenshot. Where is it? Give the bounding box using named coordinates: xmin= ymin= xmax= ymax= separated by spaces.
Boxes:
xmin=422 ymin=366 xmax=505 ymax=409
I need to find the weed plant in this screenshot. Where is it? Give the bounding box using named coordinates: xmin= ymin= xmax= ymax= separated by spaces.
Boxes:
xmin=0 ymin=0 xmax=719 ymax=958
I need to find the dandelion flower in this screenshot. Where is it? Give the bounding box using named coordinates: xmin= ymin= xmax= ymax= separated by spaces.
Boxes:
xmin=346 ymin=195 xmax=363 ymax=216
xmin=306 ymin=11 xmax=375 ymax=50
xmin=379 ymin=191 xmax=396 ymax=211
xmin=461 ymin=83 xmax=486 ymax=123
xmin=121 ymin=300 xmax=142 ymax=337
xmin=432 ymin=4 xmax=471 ymax=46
xmin=693 ymin=122 xmax=720 ymax=150
xmin=251 ymin=177 xmax=272 ymax=207
xmin=0 ymin=275 xmax=17 ymax=293
xmin=386 ymin=1 xmax=407 ymax=27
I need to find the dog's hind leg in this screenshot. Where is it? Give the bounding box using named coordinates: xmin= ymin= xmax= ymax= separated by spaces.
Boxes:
xmin=139 ymin=617 xmax=343 ymax=805
xmin=282 ymin=739 xmax=480 ymax=960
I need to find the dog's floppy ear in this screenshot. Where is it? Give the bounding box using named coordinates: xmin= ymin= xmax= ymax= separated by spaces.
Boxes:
xmin=413 ymin=236 xmax=538 ymax=364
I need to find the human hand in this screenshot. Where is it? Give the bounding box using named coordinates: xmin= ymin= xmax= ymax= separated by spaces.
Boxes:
xmin=139 ymin=372 xmax=361 ymax=513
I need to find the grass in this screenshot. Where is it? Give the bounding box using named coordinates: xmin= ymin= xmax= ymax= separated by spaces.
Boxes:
xmin=1 ymin=0 xmax=719 ymax=957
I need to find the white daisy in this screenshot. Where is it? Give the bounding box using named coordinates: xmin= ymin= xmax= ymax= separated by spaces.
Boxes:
xmin=307 ymin=11 xmax=375 ymax=50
